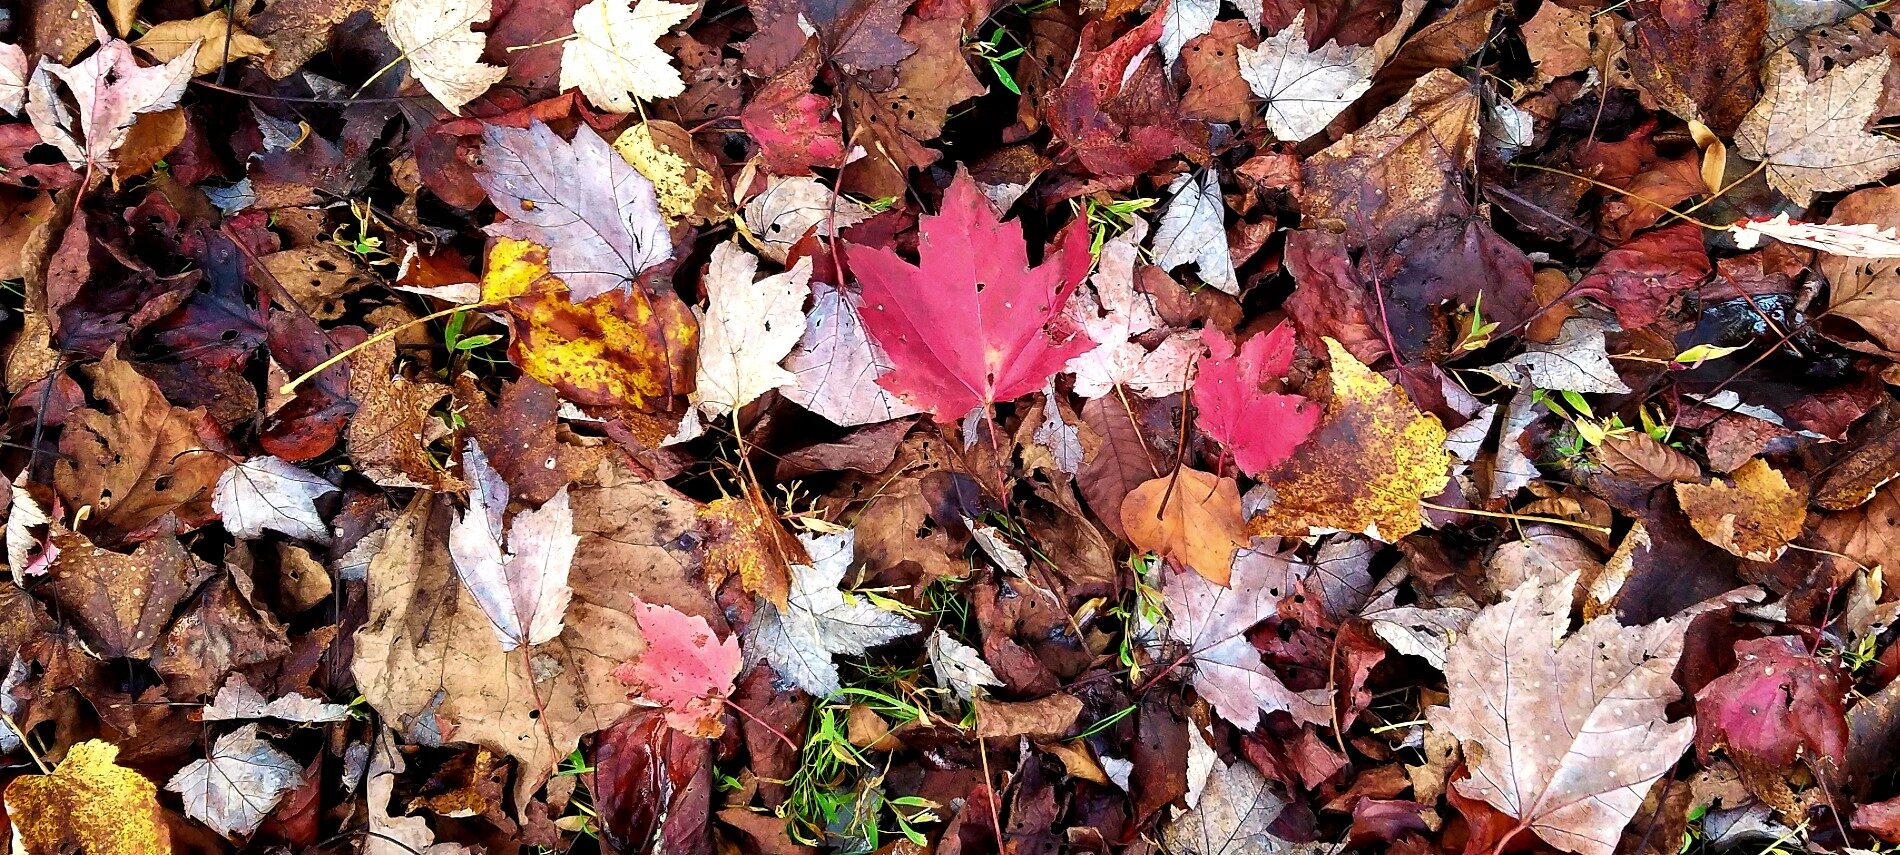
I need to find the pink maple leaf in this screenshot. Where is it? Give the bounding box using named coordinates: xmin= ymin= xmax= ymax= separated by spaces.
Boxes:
xmin=613 ymin=597 xmax=742 ymax=738
xmin=849 ymin=169 xmax=1095 ymax=422
xmin=1192 ymin=324 xmax=1320 ymax=476
xmin=1695 ymin=636 xmax=1848 ymax=791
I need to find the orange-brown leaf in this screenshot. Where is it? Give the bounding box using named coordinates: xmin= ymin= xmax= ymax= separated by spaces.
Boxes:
xmin=1121 ymin=466 xmax=1248 ymax=586
xmin=1674 ymin=458 xmax=1806 ymax=561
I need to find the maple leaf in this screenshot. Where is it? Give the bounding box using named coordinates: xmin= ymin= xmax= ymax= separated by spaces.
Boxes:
xmin=1490 ymin=317 xmax=1631 ymax=395
xmin=561 ymin=0 xmax=695 ymax=113
xmin=612 ymin=120 xmax=730 ymax=226
xmin=1696 ymin=636 xmax=1849 ymax=804
xmin=1249 ymin=338 xmax=1451 ymax=541
xmin=743 ymin=0 xmax=915 ymax=77
xmin=929 ymin=629 xmax=1003 ymax=702
xmin=1427 ymin=572 xmax=1740 ymax=855
xmin=1161 ymin=758 xmax=1293 ymax=855
xmin=1821 ymin=185 xmax=1900 ymax=355
xmin=1158 ymin=0 xmax=1217 ymax=67
xmin=1063 ymin=222 xmax=1199 ymax=399
xmin=1192 ymin=325 xmax=1321 ymax=478
xmin=212 ymin=456 xmax=337 ymax=544
xmin=166 ymin=724 xmax=304 ymax=838
xmin=382 ymin=0 xmax=505 ymax=114
xmin=3 ymin=740 xmax=171 ymax=855
xmin=743 ymin=175 xmax=872 ymax=263
xmin=1123 ymin=466 xmax=1249 ymax=586
xmin=849 ymin=169 xmax=1094 ymax=422
xmin=0 ymin=42 xmax=25 ymax=115
xmin=692 ymin=241 xmax=811 ymax=418
xmin=1152 ymin=170 xmax=1238 ymax=296
xmin=838 ymin=1 xmax=987 ymax=173
xmin=1674 ymin=458 xmax=1807 ymax=562
xmin=743 ymin=529 xmax=920 ymax=695
xmin=1239 ymin=10 xmax=1378 ymax=142
xmin=202 ymin=675 xmax=349 ymax=724
xmin=614 ymin=597 xmax=742 ymax=737
xmin=477 ymin=121 xmax=673 ymax=301
xmin=1164 ymin=539 xmax=1331 ymax=729
xmin=1045 ymin=5 xmax=1201 ymax=179
xmin=780 ymin=285 xmax=922 ymax=426
xmin=1735 ymin=51 xmax=1900 ymax=207
xmin=448 ymin=439 xmax=579 ymax=651
xmin=23 ymin=22 xmax=197 ymax=171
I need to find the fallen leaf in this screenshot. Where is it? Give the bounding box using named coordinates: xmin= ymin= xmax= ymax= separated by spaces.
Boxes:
xmin=974 ymin=692 xmax=1084 ymax=738
xmin=212 ymin=456 xmax=336 ymax=544
xmin=1730 ymin=212 xmax=1900 ymax=258
xmin=365 ymin=737 xmax=474 ymax=855
xmin=697 ymin=490 xmax=802 ymax=606
xmin=1735 ymin=51 xmax=1900 ymax=206
xmin=743 ymin=529 xmax=920 ymax=695
xmin=561 ymin=0 xmax=695 ymax=113
xmin=1362 ymin=583 xmax=1475 ymax=672
xmin=837 ymin=1 xmax=986 ymax=173
xmin=1819 ymin=185 xmax=1900 ymax=356
xmin=1152 ymin=170 xmax=1238 ymax=296
xmin=1626 ymin=0 xmax=1764 ymax=133
xmin=1158 ymin=0 xmax=1218 ymax=67
xmin=1123 ymin=467 xmax=1249 ymax=585
xmin=613 ymin=120 xmax=730 ymax=225
xmin=780 ymin=285 xmax=921 ymax=426
xmin=449 ymin=439 xmax=578 ymax=651
xmin=1696 ymin=636 xmax=1848 ymax=804
xmin=1239 ymin=10 xmax=1377 ymax=142
xmin=692 ymin=241 xmax=811 ymax=417
xmin=929 ymin=628 xmax=1003 ymax=702
xmin=744 ymin=0 xmax=915 ymax=76
xmin=614 ymin=597 xmax=742 ymax=736
xmin=0 ymin=43 xmax=25 ymax=114
xmin=1193 ymin=324 xmax=1321 ymax=477
xmin=1249 ymin=338 xmax=1452 ymax=541
xmin=133 ymin=12 xmax=272 ymax=77
xmin=1164 ymin=540 xmax=1331 ymax=728
xmin=742 ymin=175 xmax=872 ymax=263
xmin=850 ymin=169 xmax=1093 ymax=421
xmin=1064 ymin=221 xmax=1200 ymax=399
xmin=1161 ymin=758 xmax=1291 ymax=855
xmin=1674 ymin=458 xmax=1807 ymax=561
xmin=1428 ymin=572 xmax=1712 ymax=855
xmin=478 ymin=121 xmax=674 ymax=301
xmin=383 ymin=0 xmax=505 ymax=114
xmin=1300 ymin=69 xmax=1478 ymax=244
xmin=4 ymin=740 xmax=171 ymax=855
xmin=24 ymin=23 xmax=197 ymax=170
xmin=1490 ymin=317 xmax=1632 ymax=395
xmin=166 ymin=724 xmax=304 ymax=838
xmin=202 ymin=675 xmax=349 ymax=723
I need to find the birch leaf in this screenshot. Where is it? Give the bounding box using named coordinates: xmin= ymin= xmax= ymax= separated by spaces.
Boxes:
xmin=692 ymin=242 xmax=810 ymax=418
xmin=212 ymin=456 xmax=336 ymax=544
xmin=780 ymin=286 xmax=921 ymax=426
xmin=1152 ymin=170 xmax=1238 ymax=296
xmin=743 ymin=530 xmax=920 ymax=695
xmin=1735 ymin=51 xmax=1900 ymax=206
xmin=561 ymin=0 xmax=696 ymax=113
xmin=166 ymin=725 xmax=304 ymax=838
xmin=448 ymin=439 xmax=578 ymax=651
xmin=1239 ymin=10 xmax=1377 ymax=142
xmin=382 ymin=0 xmax=505 ymax=114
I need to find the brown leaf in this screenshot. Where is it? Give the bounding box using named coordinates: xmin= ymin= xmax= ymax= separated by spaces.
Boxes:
xmin=1814 ymin=484 xmax=1900 ymax=572
xmin=457 ymin=375 xmax=608 ymax=507
xmin=1122 ymin=467 xmax=1248 ymax=585
xmin=1598 ymin=433 xmax=1701 ymax=484
xmin=1180 ymin=21 xmax=1258 ymax=127
xmin=1078 ymin=394 xmax=1167 ymax=541
xmin=840 ymin=1 xmax=985 ymax=173
xmin=344 ymin=332 xmax=461 ymax=491
xmin=1626 ymin=0 xmax=1764 ymax=133
xmin=133 ymin=11 xmax=272 ymax=76
xmin=1674 ymin=458 xmax=1807 ymax=561
xmin=1302 ymin=70 xmax=1477 ymax=247
xmin=45 ymin=529 xmax=209 ymax=658
xmin=697 ymin=490 xmax=804 ymax=607
xmin=1818 ymin=185 xmax=1900 ymax=357
xmin=974 ymin=693 xmax=1084 ymax=739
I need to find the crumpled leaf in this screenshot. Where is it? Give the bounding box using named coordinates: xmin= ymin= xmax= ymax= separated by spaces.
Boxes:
xmin=613 ymin=597 xmax=742 ymax=737
xmin=382 ymin=0 xmax=505 ymax=114
xmin=1361 ymin=578 xmax=1476 ymax=672
xmin=133 ymin=12 xmax=273 ymax=77
xmin=202 ymin=675 xmax=349 ymax=723
xmin=1428 ymin=571 xmax=1712 ymax=855
xmin=344 ymin=333 xmax=459 ymax=491
xmin=743 ymin=530 xmax=921 ymax=695
xmin=1161 ymin=758 xmax=1292 ymax=855
xmin=366 ymin=737 xmax=473 ymax=855
xmin=1124 ymin=467 xmax=1249 ymax=586
xmin=212 ymin=456 xmax=336 ymax=544
xmin=1239 ymin=10 xmax=1377 ymax=142
xmin=1165 ymin=540 xmax=1331 ymax=729
xmin=1063 ymin=221 xmax=1199 ymax=399
xmin=561 ymin=0 xmax=695 ymax=113
xmin=1730 ymin=212 xmax=1900 ymax=258
xmin=449 ymin=439 xmax=578 ymax=650
xmin=24 ymin=22 xmax=196 ymax=170
xmin=692 ymin=241 xmax=811 ymax=417
xmin=850 ymin=169 xmax=1093 ymax=421
xmin=1249 ymin=339 xmax=1452 ymax=541
xmin=1735 ymin=51 xmax=1900 ymax=206
xmin=166 ymin=724 xmax=304 ymax=838
xmin=1193 ymin=325 xmax=1321 ymax=477
xmin=837 ymin=1 xmax=986 ymax=173
xmin=477 ymin=121 xmax=673 ymax=301
xmin=929 ymin=628 xmax=1003 ymax=702
xmin=781 ymin=285 xmax=921 ymax=426
xmin=743 ymin=175 xmax=872 ymax=263
xmin=1674 ymin=457 xmax=1807 ymax=562
xmin=4 ymin=739 xmax=171 ymax=855
xmin=1152 ymin=170 xmax=1238 ymax=296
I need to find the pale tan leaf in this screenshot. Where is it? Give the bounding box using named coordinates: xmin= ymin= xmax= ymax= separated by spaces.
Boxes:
xmin=383 ymin=0 xmax=505 ymax=114
xmin=133 ymin=11 xmax=272 ymax=77
xmin=691 ymin=241 xmax=810 ymax=418
xmin=561 ymin=0 xmax=695 ymax=113
xmin=1735 ymin=51 xmax=1900 ymax=206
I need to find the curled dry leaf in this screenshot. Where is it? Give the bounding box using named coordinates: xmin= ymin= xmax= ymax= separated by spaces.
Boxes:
xmin=1152 ymin=170 xmax=1238 ymax=296
xmin=133 ymin=11 xmax=272 ymax=77
xmin=1123 ymin=466 xmax=1249 ymax=586
xmin=1673 ymin=458 xmax=1807 ymax=561
xmin=742 ymin=176 xmax=872 ymax=264
xmin=202 ymin=675 xmax=349 ymax=723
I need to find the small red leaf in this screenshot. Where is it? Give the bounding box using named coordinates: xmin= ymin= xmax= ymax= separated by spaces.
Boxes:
xmin=1192 ymin=325 xmax=1321 ymax=476
xmin=615 ymin=597 xmax=743 ymax=738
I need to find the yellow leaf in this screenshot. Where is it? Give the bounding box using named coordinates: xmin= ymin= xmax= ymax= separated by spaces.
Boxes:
xmin=3 ymin=740 xmax=172 ymax=855
xmin=1674 ymin=458 xmax=1807 ymax=561
xmin=1122 ymin=467 xmax=1248 ymax=586
xmin=483 ymin=238 xmax=697 ymax=410
xmin=613 ymin=121 xmax=730 ymax=225
xmin=1249 ymin=338 xmax=1451 ymax=541
xmin=698 ymin=491 xmax=805 ymax=607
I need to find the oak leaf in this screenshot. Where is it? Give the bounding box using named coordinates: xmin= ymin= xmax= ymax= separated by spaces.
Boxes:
xmin=24 ymin=23 xmax=196 ymax=171
xmin=3 ymin=740 xmax=172 ymax=855
xmin=613 ymin=597 xmax=742 ymax=737
xmin=1193 ymin=325 xmax=1320 ymax=478
xmin=1735 ymin=51 xmax=1900 ymax=207
xmin=166 ymin=724 xmax=304 ymax=838
xmin=780 ymin=285 xmax=922 ymax=426
xmin=477 ymin=121 xmax=673 ymax=301
xmin=850 ymin=169 xmax=1094 ymax=422
xmin=212 ymin=456 xmax=336 ymax=544
xmin=743 ymin=530 xmax=920 ymax=695
xmin=1123 ymin=467 xmax=1249 ymax=586
xmin=1164 ymin=540 xmax=1331 ymax=728
xmin=1249 ymin=339 xmax=1451 ymax=541
xmin=382 ymin=0 xmax=505 ymax=114
xmin=561 ymin=0 xmax=695 ymax=112
xmin=1239 ymin=10 xmax=1377 ymax=142
xmin=449 ymin=439 xmax=578 ymax=651
xmin=1673 ymin=457 xmax=1806 ymax=561
xmin=692 ymin=241 xmax=811 ymax=418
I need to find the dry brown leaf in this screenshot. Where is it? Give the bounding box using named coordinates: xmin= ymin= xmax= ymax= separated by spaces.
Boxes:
xmin=1674 ymin=458 xmax=1807 ymax=561
xmin=1735 ymin=51 xmax=1900 ymax=207
xmin=133 ymin=11 xmax=271 ymax=76
xmin=974 ymin=693 xmax=1084 ymax=739
xmin=697 ymin=490 xmax=805 ymax=607
xmin=1597 ymin=433 xmax=1701 ymax=484
xmin=46 ymin=529 xmax=209 ymax=658
xmin=1301 ymin=69 xmax=1478 ymax=244
xmin=345 ymin=333 xmax=461 ymax=491
xmin=1122 ymin=467 xmax=1248 ymax=586
xmin=1249 ymin=338 xmax=1451 ymax=541
xmin=1819 ymin=185 xmax=1900 ymax=358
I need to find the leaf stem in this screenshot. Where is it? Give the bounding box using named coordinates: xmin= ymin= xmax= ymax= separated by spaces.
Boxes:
xmin=1419 ymin=501 xmax=1612 ymax=534
xmin=278 ymin=297 xmax=508 ymax=395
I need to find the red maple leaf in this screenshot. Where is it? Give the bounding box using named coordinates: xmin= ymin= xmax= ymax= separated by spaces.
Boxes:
xmin=1695 ymin=636 xmax=1849 ymax=796
xmin=1192 ymin=324 xmax=1320 ymax=476
xmin=849 ymin=170 xmax=1095 ymax=421
xmin=612 ymin=597 xmax=742 ymax=738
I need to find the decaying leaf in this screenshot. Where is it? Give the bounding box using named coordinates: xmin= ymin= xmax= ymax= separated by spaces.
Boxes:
xmin=743 ymin=530 xmax=920 ymax=695
xmin=929 ymin=628 xmax=1003 ymax=702
xmin=1161 ymin=758 xmax=1292 ymax=855
xmin=1674 ymin=458 xmax=1807 ymax=561
xmin=25 ymin=23 xmax=197 ymax=171
xmin=1239 ymin=10 xmax=1377 ymax=142
xmin=1124 ymin=467 xmax=1249 ymax=586
xmin=4 ymin=740 xmax=172 ymax=855
xmin=166 ymin=724 xmax=304 ymax=838
xmin=1735 ymin=51 xmax=1900 ymax=206
xmin=1164 ymin=540 xmax=1331 ymax=728
xmin=692 ymin=242 xmax=810 ymax=417
xmin=449 ymin=439 xmax=578 ymax=651
xmin=1249 ymin=339 xmax=1452 ymax=541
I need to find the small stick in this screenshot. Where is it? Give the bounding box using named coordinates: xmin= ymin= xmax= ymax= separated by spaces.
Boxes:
xmin=278 ymin=298 xmax=507 ymax=395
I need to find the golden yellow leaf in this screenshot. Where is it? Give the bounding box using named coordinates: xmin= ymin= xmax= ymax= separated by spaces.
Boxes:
xmin=133 ymin=11 xmax=272 ymax=76
xmin=484 ymin=238 xmax=697 ymax=410
xmin=698 ymin=490 xmax=805 ymax=607
xmin=1674 ymin=458 xmax=1807 ymax=561
xmin=1249 ymin=338 xmax=1451 ymax=541
xmin=613 ymin=121 xmax=729 ymax=225
xmin=1122 ymin=466 xmax=1248 ymax=586
xmin=4 ymin=740 xmax=172 ymax=855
